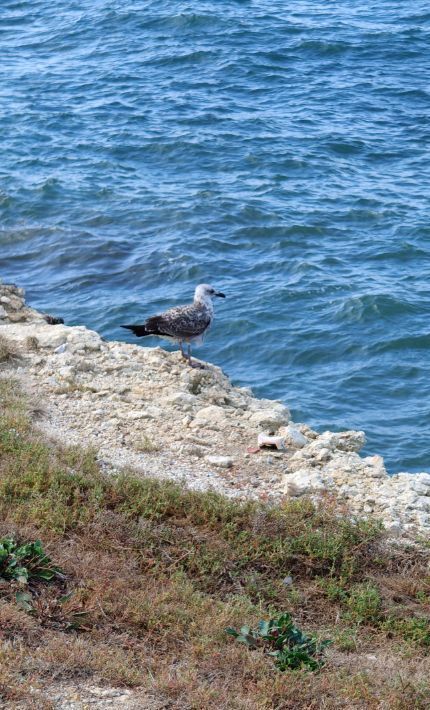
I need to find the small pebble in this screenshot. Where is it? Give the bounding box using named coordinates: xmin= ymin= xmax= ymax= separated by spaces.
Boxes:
xmin=205 ymin=455 xmax=233 ymax=469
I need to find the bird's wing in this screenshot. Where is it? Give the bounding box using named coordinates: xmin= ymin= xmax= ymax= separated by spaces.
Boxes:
xmin=145 ymin=304 xmax=211 ymax=338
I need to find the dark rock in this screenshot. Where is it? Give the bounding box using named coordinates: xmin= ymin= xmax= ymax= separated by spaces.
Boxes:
xmin=43 ymin=314 xmax=65 ymax=325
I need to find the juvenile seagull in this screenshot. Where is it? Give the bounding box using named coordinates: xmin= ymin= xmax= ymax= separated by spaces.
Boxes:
xmin=121 ymin=284 xmax=225 ymax=368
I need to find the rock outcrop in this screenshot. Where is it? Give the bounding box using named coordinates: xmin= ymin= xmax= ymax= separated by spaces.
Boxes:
xmin=1 ymin=281 xmax=430 ymax=534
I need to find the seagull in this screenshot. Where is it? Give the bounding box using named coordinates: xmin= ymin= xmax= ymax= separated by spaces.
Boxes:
xmin=121 ymin=283 xmax=226 ymax=368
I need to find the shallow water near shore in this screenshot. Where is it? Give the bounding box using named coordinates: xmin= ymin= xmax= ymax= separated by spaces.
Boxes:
xmin=1 ymin=1 xmax=430 ymax=473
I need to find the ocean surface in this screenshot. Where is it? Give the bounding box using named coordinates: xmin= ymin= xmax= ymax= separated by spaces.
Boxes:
xmin=1 ymin=1 xmax=430 ymax=473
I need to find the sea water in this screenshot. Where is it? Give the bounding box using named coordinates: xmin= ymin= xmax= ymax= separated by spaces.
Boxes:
xmin=1 ymin=1 xmax=430 ymax=472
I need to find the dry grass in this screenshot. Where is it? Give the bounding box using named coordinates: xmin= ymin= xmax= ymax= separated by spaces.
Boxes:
xmin=134 ymin=433 xmax=161 ymax=453
xmin=1 ymin=377 xmax=430 ymax=708
xmin=0 ymin=335 xmax=21 ymax=365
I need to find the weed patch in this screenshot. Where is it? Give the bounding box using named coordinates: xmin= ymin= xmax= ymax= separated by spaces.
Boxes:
xmin=227 ymin=612 xmax=331 ymax=671
xmin=346 ymin=582 xmax=383 ymax=624
xmin=382 ymin=616 xmax=430 ymax=648
xmin=0 ymin=537 xmax=62 ymax=585
xmin=0 ymin=336 xmax=20 ymax=365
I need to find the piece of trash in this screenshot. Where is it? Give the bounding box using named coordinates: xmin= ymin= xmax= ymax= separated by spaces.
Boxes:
xmin=282 ymin=575 xmax=293 ymax=587
xmin=247 ymin=446 xmax=260 ymax=454
xmin=257 ymin=433 xmax=286 ymax=450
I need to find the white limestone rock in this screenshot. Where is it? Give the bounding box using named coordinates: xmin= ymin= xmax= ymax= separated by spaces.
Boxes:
xmin=144 ymin=406 xmax=164 ymax=419
xmin=249 ymin=407 xmax=290 ymax=430
xmin=67 ymin=327 xmax=102 ymax=352
xmin=309 ymin=430 xmax=365 ymax=454
xmin=413 ymin=496 xmax=430 ymax=513
xmin=392 ymin=472 xmax=430 ymax=496
xmin=125 ymin=406 xmax=162 ymax=420
xmin=316 ymin=447 xmax=331 ymax=462
xmin=180 ymin=444 xmax=206 ymax=458
xmin=194 ymin=405 xmax=228 ymax=425
xmin=247 ymin=398 xmax=287 ymax=413
xmin=413 ymin=511 xmax=430 ymax=527
xmin=331 ymin=430 xmax=366 ymax=452
xmin=163 ymin=391 xmax=198 ymax=411
xmin=279 ymin=425 xmax=308 ymax=449
xmin=362 ymin=455 xmax=388 ymax=478
xmin=284 ymin=469 xmax=328 ymax=497
xmin=384 ymin=519 xmax=402 ymax=535
xmin=205 ymin=455 xmax=233 ymax=469
xmin=75 ymin=358 xmax=96 ymax=372
xmin=30 ymin=329 xmax=60 ymax=348
xmin=203 ymin=385 xmax=229 ymax=406
xmin=57 ymin=366 xmax=76 ymax=382
xmin=6 ymin=323 xmax=69 ymax=349
xmin=285 ymin=450 xmax=312 ymax=473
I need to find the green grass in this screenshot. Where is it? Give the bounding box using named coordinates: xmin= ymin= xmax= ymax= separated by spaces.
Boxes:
xmin=346 ymin=582 xmax=383 ymax=624
xmin=382 ymin=616 xmax=430 ymax=648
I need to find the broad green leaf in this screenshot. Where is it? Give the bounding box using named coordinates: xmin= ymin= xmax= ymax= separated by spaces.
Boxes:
xmin=225 ymin=627 xmax=239 ymax=638
xmin=15 ymin=591 xmax=33 ymax=612
xmin=14 ymin=567 xmax=29 ymax=584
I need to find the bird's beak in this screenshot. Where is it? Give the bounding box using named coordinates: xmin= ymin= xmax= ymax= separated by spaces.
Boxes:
xmin=215 ymin=291 xmax=226 ymax=298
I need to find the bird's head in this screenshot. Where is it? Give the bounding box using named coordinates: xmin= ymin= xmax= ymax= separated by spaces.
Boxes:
xmin=194 ymin=284 xmax=226 ymax=305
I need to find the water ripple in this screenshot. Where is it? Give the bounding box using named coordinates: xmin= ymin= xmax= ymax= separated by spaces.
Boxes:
xmin=1 ymin=0 xmax=430 ymax=472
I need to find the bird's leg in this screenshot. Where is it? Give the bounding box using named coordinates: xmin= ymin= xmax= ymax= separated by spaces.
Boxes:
xmin=179 ymin=341 xmax=187 ymax=360
xmin=187 ymin=342 xmax=205 ymax=369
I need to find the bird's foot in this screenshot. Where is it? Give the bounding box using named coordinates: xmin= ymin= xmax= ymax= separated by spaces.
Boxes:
xmin=188 ymin=358 xmax=205 ymax=369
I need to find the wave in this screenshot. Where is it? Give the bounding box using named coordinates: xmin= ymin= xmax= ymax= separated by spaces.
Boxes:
xmin=335 ymin=294 xmax=423 ymax=322
xmin=1 ymin=0 xmax=430 ymax=473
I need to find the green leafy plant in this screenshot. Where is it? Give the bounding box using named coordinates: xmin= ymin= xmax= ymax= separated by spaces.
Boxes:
xmin=382 ymin=616 xmax=430 ymax=648
xmin=0 ymin=537 xmax=63 ymax=585
xmin=346 ymin=582 xmax=382 ymax=624
xmin=226 ymin=612 xmax=331 ymax=671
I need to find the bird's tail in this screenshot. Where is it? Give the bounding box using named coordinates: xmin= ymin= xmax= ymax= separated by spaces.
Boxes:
xmin=121 ymin=324 xmax=150 ymax=337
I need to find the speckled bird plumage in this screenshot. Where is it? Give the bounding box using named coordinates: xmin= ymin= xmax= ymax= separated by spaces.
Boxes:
xmin=121 ymin=283 xmax=225 ymax=367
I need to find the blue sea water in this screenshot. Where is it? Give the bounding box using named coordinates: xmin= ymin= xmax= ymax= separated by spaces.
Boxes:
xmin=1 ymin=1 xmax=430 ymax=473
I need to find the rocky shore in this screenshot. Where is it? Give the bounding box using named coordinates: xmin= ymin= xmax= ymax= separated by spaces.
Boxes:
xmin=1 ymin=281 xmax=430 ymax=535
